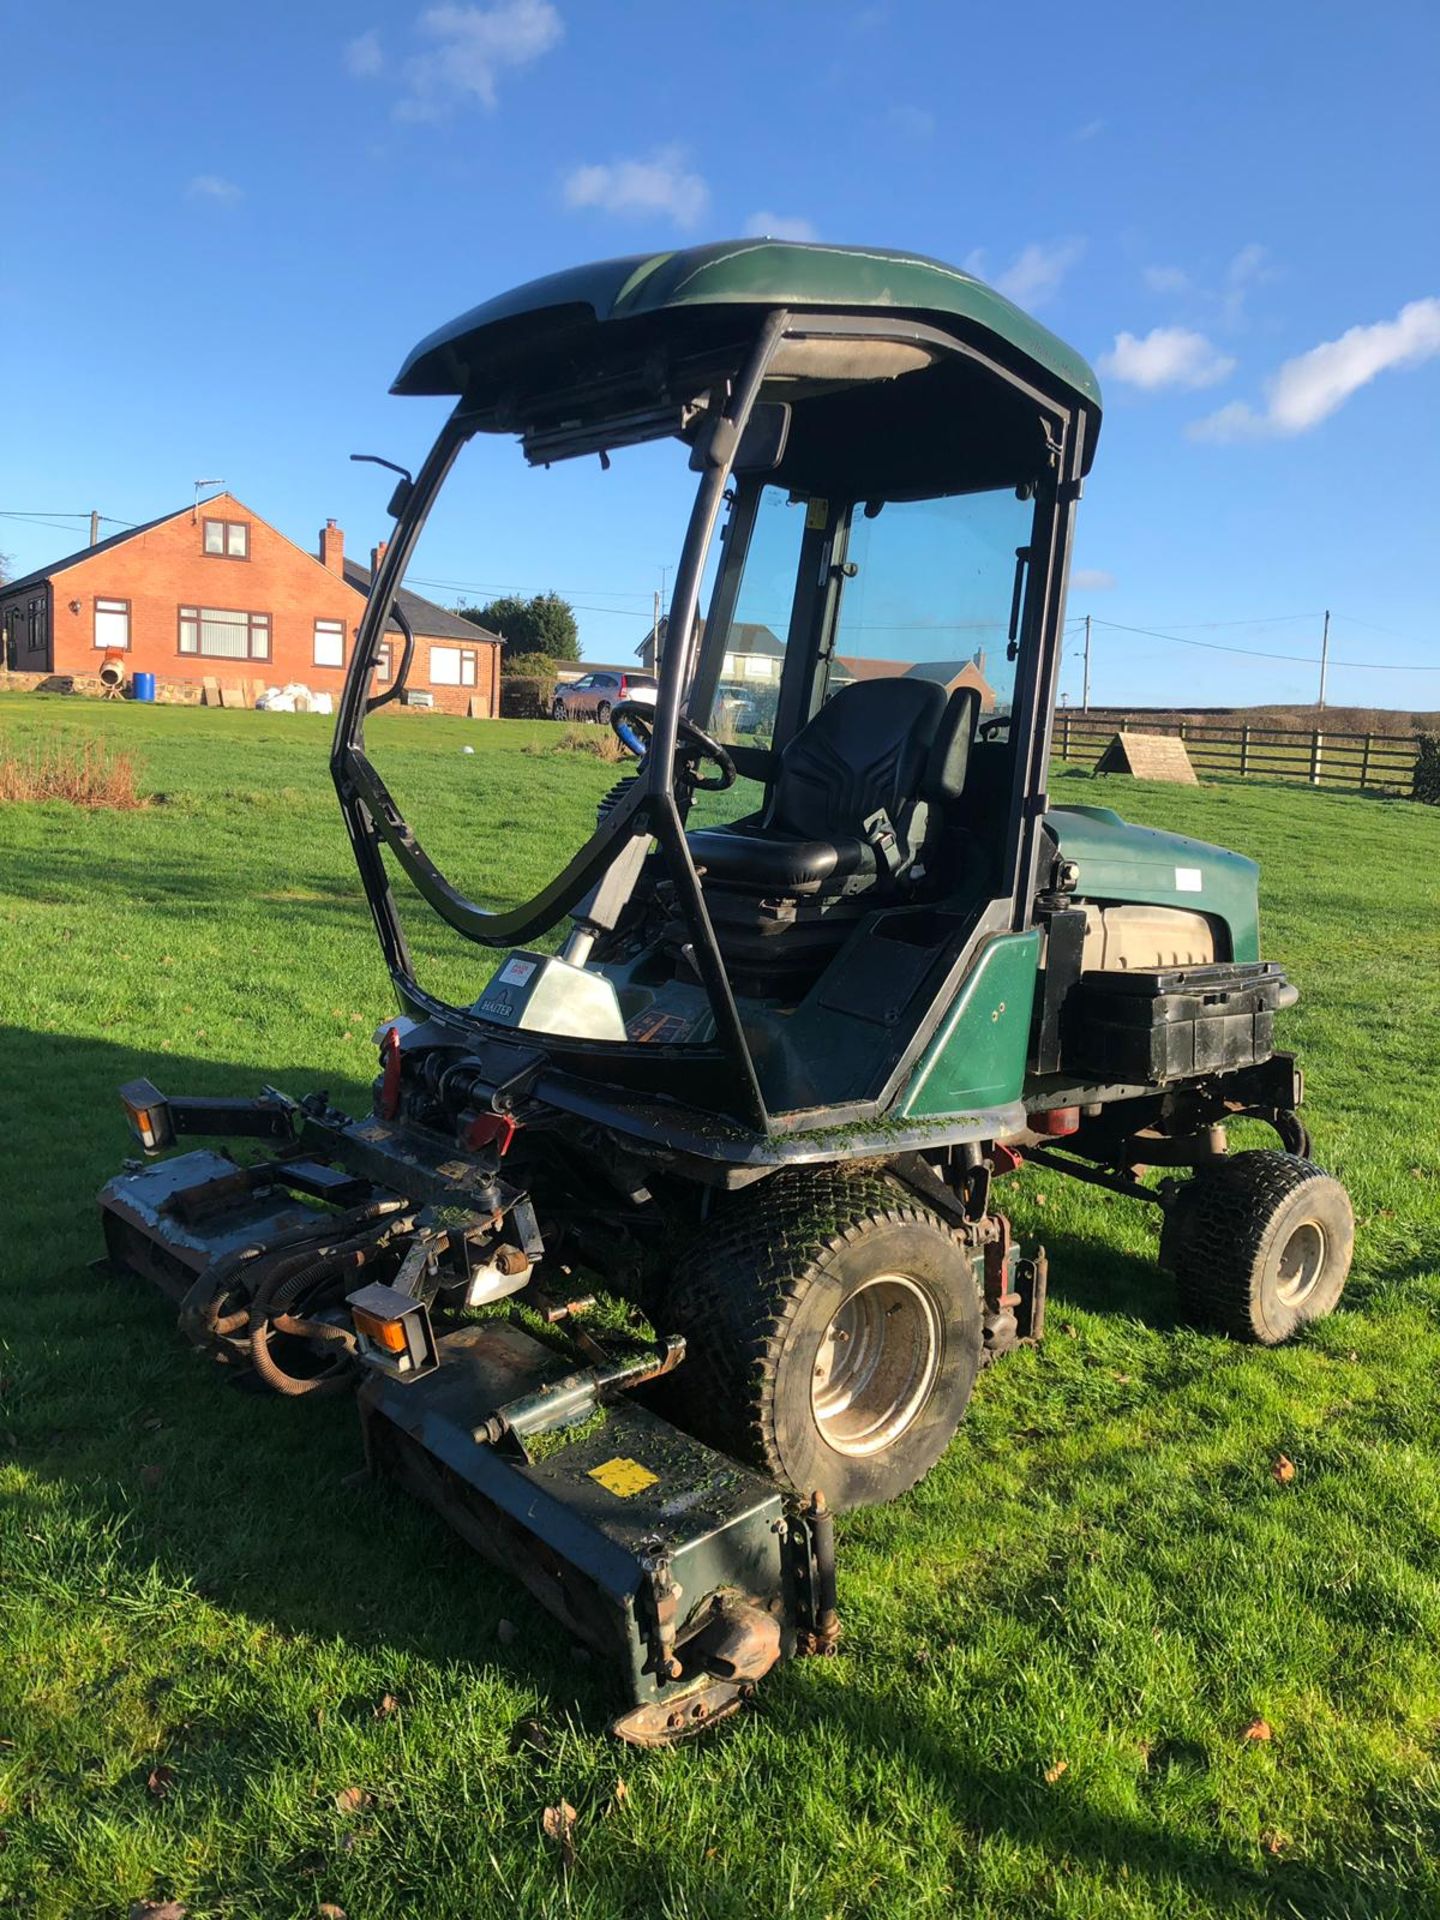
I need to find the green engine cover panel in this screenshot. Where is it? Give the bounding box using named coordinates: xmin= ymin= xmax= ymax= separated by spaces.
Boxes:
xmin=898 ymin=931 xmax=1040 ymax=1120
xmin=1046 ymin=806 xmax=1261 ymax=962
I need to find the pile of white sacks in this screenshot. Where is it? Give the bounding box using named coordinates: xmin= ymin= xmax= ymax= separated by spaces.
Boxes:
xmin=255 ymin=683 xmax=335 ymax=715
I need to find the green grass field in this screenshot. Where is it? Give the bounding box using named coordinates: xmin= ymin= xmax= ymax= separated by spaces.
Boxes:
xmin=3 ymin=693 xmax=1440 ymax=1920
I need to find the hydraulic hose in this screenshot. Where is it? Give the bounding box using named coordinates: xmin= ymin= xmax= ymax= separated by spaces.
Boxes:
xmin=247 ymin=1233 xmax=390 ymax=1398
xmin=178 ymin=1193 xmax=409 ymax=1348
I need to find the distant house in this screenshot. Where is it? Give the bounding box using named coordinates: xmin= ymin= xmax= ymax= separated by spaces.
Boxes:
xmin=638 ymin=614 xmax=786 ymax=687
xmin=0 ymin=493 xmax=503 ymax=715
xmin=833 ymin=647 xmax=996 ymax=711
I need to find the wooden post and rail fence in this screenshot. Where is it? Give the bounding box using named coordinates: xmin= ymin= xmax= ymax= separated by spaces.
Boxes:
xmin=1051 ymin=712 xmax=1419 ymax=793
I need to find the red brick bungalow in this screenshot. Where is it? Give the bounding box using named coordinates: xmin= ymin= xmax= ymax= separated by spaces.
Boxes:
xmin=0 ymin=492 xmax=501 ymax=715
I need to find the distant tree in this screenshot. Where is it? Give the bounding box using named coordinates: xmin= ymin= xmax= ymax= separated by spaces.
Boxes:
xmin=0 ymin=551 xmax=12 ymax=588
xmin=459 ymin=591 xmax=579 ymax=663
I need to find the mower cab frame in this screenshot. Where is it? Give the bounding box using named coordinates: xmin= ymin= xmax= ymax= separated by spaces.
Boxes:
xmin=332 ymin=296 xmax=1090 ymax=1149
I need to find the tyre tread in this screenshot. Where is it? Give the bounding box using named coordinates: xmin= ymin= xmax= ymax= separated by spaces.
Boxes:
xmin=1169 ymin=1150 xmax=1346 ymax=1343
xmin=658 ymin=1168 xmax=964 ymax=1499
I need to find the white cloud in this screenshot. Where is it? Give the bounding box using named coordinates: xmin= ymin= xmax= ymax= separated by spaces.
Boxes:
xmin=344 ymin=28 xmax=384 ymax=77
xmin=395 ymin=0 xmax=562 ymax=121
xmin=886 ymin=103 xmax=936 ymax=140
xmin=1071 ymin=568 xmax=1117 ymax=591
xmin=966 ymin=239 xmax=1085 ymax=309
xmin=1141 ymin=244 xmax=1277 ymax=327
xmin=186 ymin=174 xmax=243 ymax=204
xmin=1074 ymin=117 xmax=1105 ymax=142
xmin=744 ymin=211 xmax=818 ymax=243
xmin=1190 ymin=297 xmax=1440 ymax=442
xmin=1100 ymin=326 xmax=1236 ymax=391
xmin=1219 ymin=241 xmax=1277 ymax=325
xmin=563 ymin=146 xmax=709 ymax=229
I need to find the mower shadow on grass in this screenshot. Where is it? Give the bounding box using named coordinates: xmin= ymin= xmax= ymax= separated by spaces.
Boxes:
xmin=1013 ymin=1222 xmax=1183 ymax=1334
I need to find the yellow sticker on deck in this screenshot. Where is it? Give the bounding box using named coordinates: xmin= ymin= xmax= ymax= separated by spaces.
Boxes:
xmin=588 ymin=1456 xmax=659 ymax=1497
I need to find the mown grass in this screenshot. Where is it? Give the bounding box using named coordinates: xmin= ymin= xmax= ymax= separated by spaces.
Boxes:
xmin=2 ymin=693 xmax=1440 ymax=1919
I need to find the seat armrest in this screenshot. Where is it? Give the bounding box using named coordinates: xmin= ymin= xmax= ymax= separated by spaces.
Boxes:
xmin=729 ymin=742 xmax=778 ymax=783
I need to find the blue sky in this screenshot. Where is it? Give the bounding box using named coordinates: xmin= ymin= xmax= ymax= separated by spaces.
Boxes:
xmin=3 ymin=0 xmax=1438 ymax=708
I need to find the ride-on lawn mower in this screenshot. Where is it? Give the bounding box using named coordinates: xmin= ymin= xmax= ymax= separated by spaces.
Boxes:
xmin=99 ymin=242 xmax=1354 ymax=1743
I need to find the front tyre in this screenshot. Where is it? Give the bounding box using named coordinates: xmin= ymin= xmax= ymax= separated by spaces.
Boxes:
xmin=551 ymin=697 xmax=567 ymax=721
xmin=655 ymin=1170 xmax=983 ymax=1510
xmin=596 ymin=699 xmax=612 ymax=726
xmin=1162 ymin=1150 xmax=1353 ymax=1344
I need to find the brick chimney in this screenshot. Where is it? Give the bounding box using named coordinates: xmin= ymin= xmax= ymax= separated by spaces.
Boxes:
xmin=319 ymin=518 xmax=345 ymax=576
xmin=371 ymin=539 xmax=389 ymax=577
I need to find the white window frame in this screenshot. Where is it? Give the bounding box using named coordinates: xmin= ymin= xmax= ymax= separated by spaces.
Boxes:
xmin=429 ymin=645 xmax=476 ymax=688
xmin=313 ymin=618 xmax=346 ymax=669
xmin=94 ymin=598 xmax=130 ymax=650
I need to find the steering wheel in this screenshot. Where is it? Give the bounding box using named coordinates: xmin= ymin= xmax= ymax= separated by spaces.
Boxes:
xmin=978 ymin=714 xmax=1012 ymax=741
xmin=609 ymin=701 xmax=736 ymax=792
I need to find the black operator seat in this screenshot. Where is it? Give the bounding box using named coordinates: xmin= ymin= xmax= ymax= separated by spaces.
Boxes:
xmin=687 ymin=678 xmax=977 ymax=899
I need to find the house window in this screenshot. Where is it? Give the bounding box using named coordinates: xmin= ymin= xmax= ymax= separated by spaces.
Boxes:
xmin=374 ymin=641 xmax=392 ymax=680
xmin=94 ymin=599 xmax=131 ymax=650
xmin=313 ymin=618 xmax=346 ymax=668
xmin=178 ymin=605 xmax=271 ymax=660
xmin=203 ymin=519 xmax=249 ymax=559
xmin=429 ymin=645 xmax=476 ymax=687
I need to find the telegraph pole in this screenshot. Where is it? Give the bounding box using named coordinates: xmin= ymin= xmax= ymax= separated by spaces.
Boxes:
xmin=1317 ymin=608 xmax=1330 ymax=710
xmin=90 ymin=510 xmax=101 ymax=547
xmin=1082 ymin=613 xmax=1092 ymax=713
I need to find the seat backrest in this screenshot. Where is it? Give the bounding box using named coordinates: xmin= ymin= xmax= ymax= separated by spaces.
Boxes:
xmin=922 ymin=687 xmax=979 ymax=804
xmin=767 ymin=677 xmax=947 ymax=841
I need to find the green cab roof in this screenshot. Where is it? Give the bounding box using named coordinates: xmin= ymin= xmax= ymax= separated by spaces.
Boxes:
xmin=393 ymin=239 xmax=1102 ymax=414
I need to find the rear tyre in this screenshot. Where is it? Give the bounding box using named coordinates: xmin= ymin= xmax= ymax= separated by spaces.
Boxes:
xmin=596 ymin=700 xmax=612 ymax=726
xmin=1162 ymin=1150 xmax=1353 ymax=1345
xmin=654 ymin=1169 xmax=983 ymax=1510
xmin=551 ymin=698 xmax=567 ymax=721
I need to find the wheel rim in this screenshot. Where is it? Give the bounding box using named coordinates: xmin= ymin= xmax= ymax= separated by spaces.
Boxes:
xmin=811 ymin=1274 xmax=942 ymax=1457
xmin=1276 ymin=1218 xmax=1327 ymax=1306
xmin=597 ymin=702 xmax=611 ymax=723
xmin=552 ymin=701 xmax=565 ymax=719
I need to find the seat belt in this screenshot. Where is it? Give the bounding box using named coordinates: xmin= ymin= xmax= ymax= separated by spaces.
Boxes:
xmin=861 ymin=807 xmax=905 ymax=879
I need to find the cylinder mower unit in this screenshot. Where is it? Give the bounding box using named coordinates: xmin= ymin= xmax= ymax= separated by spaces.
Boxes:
xmin=98 ymin=240 xmax=1354 ymax=1741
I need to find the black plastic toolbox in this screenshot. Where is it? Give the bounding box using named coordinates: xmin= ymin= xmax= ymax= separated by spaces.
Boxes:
xmin=1062 ymin=961 xmax=1294 ymax=1084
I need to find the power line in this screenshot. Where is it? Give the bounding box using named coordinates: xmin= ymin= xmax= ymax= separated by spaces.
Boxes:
xmin=1123 ymin=611 xmax=1321 ymax=630
xmin=0 ymin=510 xmax=137 ymax=526
xmin=0 ymin=512 xmax=100 ymax=539
xmin=407 ymin=574 xmax=653 ymax=602
xmin=1328 ymin=611 xmax=1424 ymax=644
xmin=1087 ymin=616 xmax=1437 ymax=673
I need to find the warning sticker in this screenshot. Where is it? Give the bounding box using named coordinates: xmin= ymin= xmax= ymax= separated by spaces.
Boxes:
xmin=588 ymin=1457 xmax=659 ymax=1498
xmin=498 ymin=957 xmax=538 ymax=986
xmin=805 ymin=497 xmax=829 ymax=530
xmin=1174 ymin=867 xmax=1203 ymax=893
xmin=625 ymin=1008 xmax=691 ymax=1045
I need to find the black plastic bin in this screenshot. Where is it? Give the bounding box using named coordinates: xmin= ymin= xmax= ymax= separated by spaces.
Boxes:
xmin=1062 ymin=961 xmax=1295 ymax=1084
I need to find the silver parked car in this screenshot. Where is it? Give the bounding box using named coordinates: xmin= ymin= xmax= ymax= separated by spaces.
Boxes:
xmin=551 ymin=669 xmax=658 ymax=724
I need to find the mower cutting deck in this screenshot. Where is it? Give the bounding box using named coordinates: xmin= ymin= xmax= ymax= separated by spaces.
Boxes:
xmin=99 ymin=238 xmax=1352 ymax=1737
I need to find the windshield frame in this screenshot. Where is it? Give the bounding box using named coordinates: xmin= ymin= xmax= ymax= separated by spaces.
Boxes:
xmin=331 ymin=307 xmax=1088 ymax=1135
